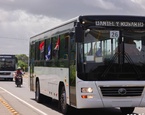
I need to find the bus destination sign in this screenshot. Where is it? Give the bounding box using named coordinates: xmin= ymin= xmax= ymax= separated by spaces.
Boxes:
xmin=95 ymin=21 xmax=144 ymax=27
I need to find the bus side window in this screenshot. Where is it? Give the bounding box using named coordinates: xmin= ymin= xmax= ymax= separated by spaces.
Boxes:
xmin=70 ymin=36 xmax=75 ymax=61
xmin=45 ymin=38 xmax=51 ymax=60
xmin=35 ymin=41 xmax=40 ymax=61
xmin=52 ymin=36 xmax=59 ymax=59
xmin=64 ymin=35 xmax=69 ymax=59
xmin=60 ymin=34 xmax=69 ymax=60
xmin=39 ymin=40 xmax=45 ymax=60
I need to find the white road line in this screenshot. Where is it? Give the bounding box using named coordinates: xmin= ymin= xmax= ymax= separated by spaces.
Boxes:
xmin=0 ymin=87 xmax=48 ymax=115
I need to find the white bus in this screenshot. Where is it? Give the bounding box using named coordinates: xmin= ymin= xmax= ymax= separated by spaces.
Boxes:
xmin=29 ymin=15 xmax=145 ymax=114
xmin=0 ymin=55 xmax=17 ymax=81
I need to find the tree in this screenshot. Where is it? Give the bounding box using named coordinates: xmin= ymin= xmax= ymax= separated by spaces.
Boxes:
xmin=16 ymin=54 xmax=28 ymax=72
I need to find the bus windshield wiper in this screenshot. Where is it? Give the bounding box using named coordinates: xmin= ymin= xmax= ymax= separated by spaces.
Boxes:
xmin=124 ymin=52 xmax=142 ymax=79
xmin=101 ymin=52 xmax=142 ymax=79
xmin=101 ymin=52 xmax=118 ymax=78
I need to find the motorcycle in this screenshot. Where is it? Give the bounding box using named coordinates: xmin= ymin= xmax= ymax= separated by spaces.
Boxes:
xmin=15 ymin=74 xmax=22 ymax=87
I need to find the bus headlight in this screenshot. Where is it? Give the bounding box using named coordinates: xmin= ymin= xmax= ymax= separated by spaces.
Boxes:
xmin=81 ymin=87 xmax=93 ymax=93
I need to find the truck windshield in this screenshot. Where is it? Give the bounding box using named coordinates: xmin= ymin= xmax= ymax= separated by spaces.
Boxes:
xmin=77 ymin=28 xmax=145 ymax=81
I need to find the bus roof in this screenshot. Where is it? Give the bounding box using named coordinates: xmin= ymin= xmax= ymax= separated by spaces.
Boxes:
xmin=79 ymin=15 xmax=145 ymax=22
xmin=0 ymin=55 xmax=15 ymax=58
xmin=30 ymin=15 xmax=145 ymax=41
xmin=30 ymin=16 xmax=79 ymax=39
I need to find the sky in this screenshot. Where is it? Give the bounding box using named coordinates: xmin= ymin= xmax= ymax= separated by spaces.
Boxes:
xmin=1 ymin=0 xmax=145 ymax=55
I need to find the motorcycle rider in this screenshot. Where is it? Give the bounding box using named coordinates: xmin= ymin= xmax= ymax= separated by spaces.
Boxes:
xmin=15 ymin=67 xmax=23 ymax=85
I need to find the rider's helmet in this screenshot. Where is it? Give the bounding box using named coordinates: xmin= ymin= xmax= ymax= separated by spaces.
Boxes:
xmin=17 ymin=67 xmax=21 ymax=70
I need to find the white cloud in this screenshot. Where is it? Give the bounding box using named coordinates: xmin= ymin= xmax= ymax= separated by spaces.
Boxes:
xmin=131 ymin=0 xmax=142 ymax=3
xmin=84 ymin=0 xmax=119 ymax=10
xmin=0 ymin=9 xmax=62 ymax=55
xmin=131 ymin=0 xmax=145 ymax=9
xmin=1 ymin=10 xmax=62 ymax=36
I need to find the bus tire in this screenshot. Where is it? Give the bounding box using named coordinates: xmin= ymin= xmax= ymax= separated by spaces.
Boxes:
xmin=120 ymin=107 xmax=135 ymax=114
xmin=59 ymin=86 xmax=70 ymax=114
xmin=35 ymin=80 xmax=42 ymax=103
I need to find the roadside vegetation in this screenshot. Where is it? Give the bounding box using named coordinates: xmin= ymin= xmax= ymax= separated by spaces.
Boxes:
xmin=16 ymin=54 xmax=28 ymax=72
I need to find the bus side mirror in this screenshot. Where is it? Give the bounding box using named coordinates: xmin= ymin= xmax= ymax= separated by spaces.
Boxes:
xmin=75 ymin=26 xmax=84 ymax=42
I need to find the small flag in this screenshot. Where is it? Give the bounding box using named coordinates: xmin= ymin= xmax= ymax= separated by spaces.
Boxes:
xmin=45 ymin=44 xmax=51 ymax=60
xmin=54 ymin=38 xmax=60 ymax=50
xmin=39 ymin=41 xmax=44 ymax=53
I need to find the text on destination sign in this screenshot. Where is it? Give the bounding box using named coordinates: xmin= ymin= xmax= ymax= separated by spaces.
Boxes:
xmin=95 ymin=21 xmax=144 ymax=27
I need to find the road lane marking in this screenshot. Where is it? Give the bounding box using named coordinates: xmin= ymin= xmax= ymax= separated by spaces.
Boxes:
xmin=0 ymin=87 xmax=48 ymax=115
xmin=0 ymin=97 xmax=19 ymax=115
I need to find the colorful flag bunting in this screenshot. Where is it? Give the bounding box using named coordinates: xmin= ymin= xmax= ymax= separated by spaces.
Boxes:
xmin=39 ymin=41 xmax=44 ymax=53
xmin=45 ymin=44 xmax=51 ymax=60
xmin=54 ymin=38 xmax=60 ymax=50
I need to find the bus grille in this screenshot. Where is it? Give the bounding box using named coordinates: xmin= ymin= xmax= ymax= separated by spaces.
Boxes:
xmin=100 ymin=86 xmax=144 ymax=97
xmin=0 ymin=72 xmax=11 ymax=75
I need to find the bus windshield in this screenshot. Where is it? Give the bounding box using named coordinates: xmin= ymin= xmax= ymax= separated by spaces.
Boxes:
xmin=77 ymin=28 xmax=145 ymax=81
xmin=0 ymin=58 xmax=16 ymax=71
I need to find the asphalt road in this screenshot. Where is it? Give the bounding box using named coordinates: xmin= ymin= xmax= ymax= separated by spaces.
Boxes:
xmin=0 ymin=77 xmax=145 ymax=115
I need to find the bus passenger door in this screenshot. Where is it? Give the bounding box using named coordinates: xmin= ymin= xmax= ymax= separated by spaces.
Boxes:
xmin=69 ymin=36 xmax=77 ymax=106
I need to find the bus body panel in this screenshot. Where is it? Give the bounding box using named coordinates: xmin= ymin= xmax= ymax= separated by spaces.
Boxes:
xmin=76 ymin=78 xmax=145 ymax=108
xmin=140 ymin=94 xmax=145 ymax=106
xmin=96 ymin=81 xmax=145 ymax=107
xmin=34 ymin=66 xmax=70 ymax=102
xmin=76 ymin=77 xmax=104 ymax=108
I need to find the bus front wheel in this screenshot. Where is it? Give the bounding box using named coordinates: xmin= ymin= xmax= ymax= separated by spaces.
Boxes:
xmin=120 ymin=107 xmax=135 ymax=114
xmin=59 ymin=86 xmax=70 ymax=114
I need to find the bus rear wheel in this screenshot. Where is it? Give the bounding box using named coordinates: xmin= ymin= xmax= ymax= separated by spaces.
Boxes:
xmin=35 ymin=81 xmax=42 ymax=103
xmin=120 ymin=107 xmax=135 ymax=114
